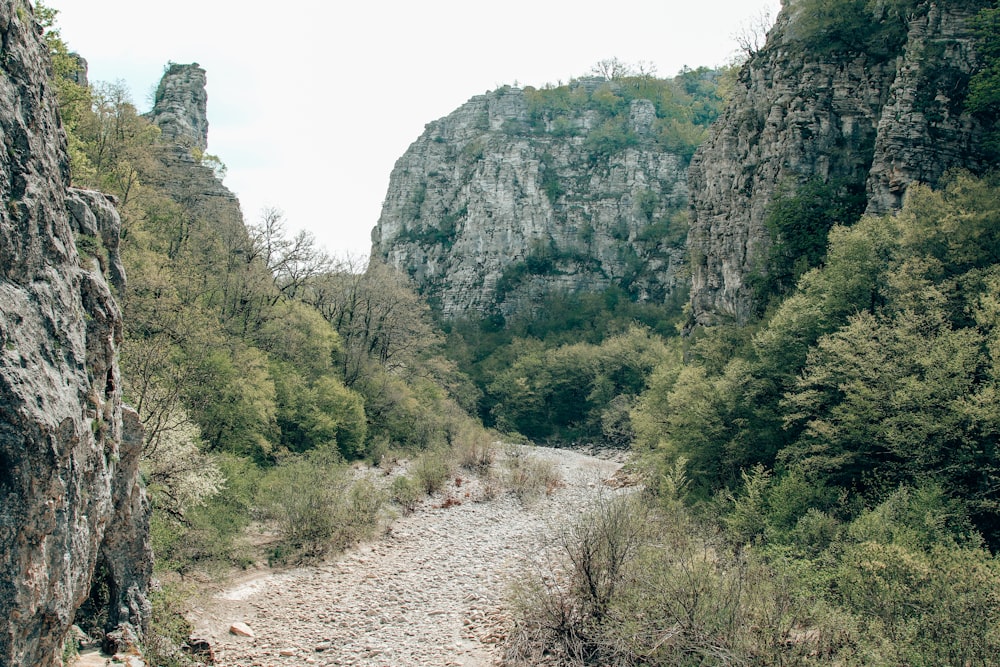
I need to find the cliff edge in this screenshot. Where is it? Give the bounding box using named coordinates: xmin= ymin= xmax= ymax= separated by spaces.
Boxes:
xmin=0 ymin=3 xmax=150 ymax=664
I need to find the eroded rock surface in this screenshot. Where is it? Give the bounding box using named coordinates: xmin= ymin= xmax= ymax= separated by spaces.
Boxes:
xmin=148 ymin=62 xmax=209 ymax=151
xmin=145 ymin=63 xmax=245 ymax=231
xmin=372 ymin=83 xmax=689 ymax=320
xmin=0 ymin=3 xmax=148 ymax=664
xmin=687 ymin=1 xmax=994 ymax=324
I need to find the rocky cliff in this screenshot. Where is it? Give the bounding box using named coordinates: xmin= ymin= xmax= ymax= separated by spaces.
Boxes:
xmin=145 ymin=63 xmax=245 ymax=232
xmin=372 ymin=80 xmax=696 ymax=320
xmin=0 ymin=2 xmax=149 ymax=664
xmin=687 ymin=0 xmax=995 ymax=325
xmin=149 ymin=62 xmax=208 ymax=151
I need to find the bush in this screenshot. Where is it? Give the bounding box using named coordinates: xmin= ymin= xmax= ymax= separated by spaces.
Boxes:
xmin=389 ymin=475 xmax=423 ymax=513
xmin=453 ymin=424 xmax=497 ymax=473
xmin=257 ymin=452 xmax=386 ymax=561
xmin=152 ymin=453 xmax=260 ymax=574
xmin=504 ymin=447 xmax=563 ymax=504
xmin=505 ymin=496 xmax=820 ymax=666
xmin=142 ymin=584 xmax=195 ymax=667
xmin=411 ymin=448 xmax=454 ymax=494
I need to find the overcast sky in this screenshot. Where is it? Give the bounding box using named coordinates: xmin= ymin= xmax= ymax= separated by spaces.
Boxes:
xmin=45 ymin=0 xmax=780 ymax=258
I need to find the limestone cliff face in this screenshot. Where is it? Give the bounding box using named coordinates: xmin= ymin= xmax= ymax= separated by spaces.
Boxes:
xmin=0 ymin=2 xmax=149 ymax=664
xmin=688 ymin=1 xmax=993 ymax=325
xmin=372 ymin=83 xmax=689 ymax=319
xmin=146 ymin=63 xmax=244 ymax=230
xmin=149 ymin=62 xmax=208 ymax=151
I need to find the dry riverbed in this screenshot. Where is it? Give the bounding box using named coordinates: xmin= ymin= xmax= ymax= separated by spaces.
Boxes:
xmin=186 ymin=445 xmax=626 ymax=667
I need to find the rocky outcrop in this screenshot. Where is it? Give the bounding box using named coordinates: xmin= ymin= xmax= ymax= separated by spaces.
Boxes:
xmin=145 ymin=63 xmax=244 ymax=229
xmin=687 ymin=1 xmax=994 ymax=325
xmin=0 ymin=3 xmax=149 ymax=665
xmin=372 ymin=83 xmax=689 ymax=320
xmin=148 ymin=62 xmax=208 ymax=151
xmin=866 ymin=3 xmax=992 ymax=213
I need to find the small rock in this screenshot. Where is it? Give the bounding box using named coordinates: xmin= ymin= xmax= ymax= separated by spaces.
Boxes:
xmin=279 ymin=648 xmax=296 ymax=656
xmin=314 ymin=641 xmax=332 ymax=652
xmin=229 ymin=621 xmax=255 ymax=638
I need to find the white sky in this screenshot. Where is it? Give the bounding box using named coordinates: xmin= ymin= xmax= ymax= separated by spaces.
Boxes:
xmin=45 ymin=0 xmax=780 ymax=258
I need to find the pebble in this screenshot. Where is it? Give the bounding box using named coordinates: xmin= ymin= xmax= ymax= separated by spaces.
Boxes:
xmin=193 ymin=445 xmax=624 ymax=666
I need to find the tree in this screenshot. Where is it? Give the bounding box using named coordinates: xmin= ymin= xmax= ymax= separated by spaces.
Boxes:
xmin=733 ymin=8 xmax=773 ymax=59
xmin=247 ymin=207 xmax=332 ymax=302
xmin=306 ymin=258 xmax=440 ymax=387
xmin=969 ymin=2 xmax=1000 ymax=152
xmin=78 ymin=81 xmax=160 ymax=204
xmin=590 ymin=58 xmax=635 ymax=81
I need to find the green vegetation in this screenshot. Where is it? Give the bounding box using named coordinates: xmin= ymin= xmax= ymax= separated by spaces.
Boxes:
xmin=445 ymin=285 xmax=687 ymax=445
xmin=38 ymin=4 xmax=502 ymax=656
xmin=38 ymin=1 xmax=1000 ymax=662
xmin=748 ymin=177 xmax=867 ymax=310
xmin=970 ymin=2 xmax=1000 ymax=154
xmin=791 ymin=0 xmax=916 ymax=59
xmin=257 ymin=452 xmax=386 ymax=562
xmin=517 ymin=65 xmax=728 ymax=164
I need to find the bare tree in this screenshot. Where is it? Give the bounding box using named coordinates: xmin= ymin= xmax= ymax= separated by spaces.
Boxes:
xmin=248 ymin=207 xmax=333 ymax=302
xmin=590 ymin=57 xmax=635 ymax=81
xmin=734 ymin=9 xmax=774 ymax=60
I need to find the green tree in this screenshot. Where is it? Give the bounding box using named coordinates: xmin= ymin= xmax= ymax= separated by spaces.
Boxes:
xmin=752 ymin=178 xmax=867 ymax=304
xmin=969 ymin=3 xmax=1000 ymax=153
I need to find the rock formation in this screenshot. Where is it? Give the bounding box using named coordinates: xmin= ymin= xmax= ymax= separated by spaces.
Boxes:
xmin=687 ymin=1 xmax=994 ymax=325
xmin=145 ymin=63 xmax=245 ymax=229
xmin=148 ymin=62 xmax=208 ymax=151
xmin=372 ymin=82 xmax=690 ymax=320
xmin=0 ymin=2 xmax=149 ymax=664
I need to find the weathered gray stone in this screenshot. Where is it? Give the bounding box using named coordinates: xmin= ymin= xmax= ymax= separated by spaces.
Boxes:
xmin=149 ymin=62 xmax=209 ymax=151
xmin=145 ymin=63 xmax=245 ymax=234
xmin=866 ymin=3 xmax=992 ymax=213
xmin=687 ymin=1 xmax=993 ymax=325
xmin=0 ymin=2 xmax=149 ymax=665
xmin=372 ymin=83 xmax=689 ymax=320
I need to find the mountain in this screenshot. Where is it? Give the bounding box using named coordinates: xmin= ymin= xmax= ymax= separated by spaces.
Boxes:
xmin=371 ymin=72 xmax=724 ymax=320
xmin=0 ymin=3 xmax=150 ymax=664
xmin=688 ymin=0 xmax=996 ymax=324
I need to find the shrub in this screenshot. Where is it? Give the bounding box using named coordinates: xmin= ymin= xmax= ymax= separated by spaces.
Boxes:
xmin=389 ymin=474 xmax=423 ymax=513
xmin=453 ymin=424 xmax=497 ymax=473
xmin=412 ymin=448 xmax=454 ymax=494
xmin=505 ymin=496 xmax=820 ymax=666
xmin=504 ymin=447 xmax=563 ymax=504
xmin=152 ymin=453 xmax=260 ymax=574
xmin=256 ymin=452 xmax=386 ymax=561
xmin=142 ymin=584 xmax=195 ymax=667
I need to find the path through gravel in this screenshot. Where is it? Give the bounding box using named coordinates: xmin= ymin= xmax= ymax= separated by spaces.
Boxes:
xmin=187 ymin=446 xmax=625 ymax=667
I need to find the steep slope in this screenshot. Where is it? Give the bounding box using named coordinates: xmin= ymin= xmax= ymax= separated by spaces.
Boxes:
xmin=688 ymin=0 xmax=994 ymax=325
xmin=372 ymin=77 xmax=710 ymax=320
xmin=0 ymin=3 xmax=149 ymax=664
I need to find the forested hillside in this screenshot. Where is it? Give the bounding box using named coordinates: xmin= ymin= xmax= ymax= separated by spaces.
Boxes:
xmin=373 ymin=64 xmax=728 ymax=320
xmin=39 ymin=4 xmax=501 ymax=661
xmin=499 ymin=1 xmax=1000 ymax=664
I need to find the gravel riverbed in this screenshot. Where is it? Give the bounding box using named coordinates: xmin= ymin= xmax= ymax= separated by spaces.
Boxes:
xmin=187 ymin=446 xmax=625 ymax=667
